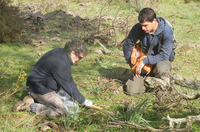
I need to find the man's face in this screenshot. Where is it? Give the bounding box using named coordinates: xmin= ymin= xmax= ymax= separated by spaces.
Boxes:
xmin=140 ymin=19 xmax=157 ymax=33
xmin=70 ymin=51 xmax=84 ymax=63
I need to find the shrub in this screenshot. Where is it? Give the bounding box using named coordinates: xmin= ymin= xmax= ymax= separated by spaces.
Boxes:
xmin=129 ymin=0 xmax=159 ymax=12
xmin=0 ymin=0 xmax=25 ymax=43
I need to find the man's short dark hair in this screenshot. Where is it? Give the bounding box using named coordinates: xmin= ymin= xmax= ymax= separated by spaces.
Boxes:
xmin=138 ymin=8 xmax=156 ymax=23
xmin=64 ymin=40 xmax=87 ymax=56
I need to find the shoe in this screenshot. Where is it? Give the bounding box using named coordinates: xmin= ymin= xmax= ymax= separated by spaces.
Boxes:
xmin=13 ymin=95 xmax=34 ymax=112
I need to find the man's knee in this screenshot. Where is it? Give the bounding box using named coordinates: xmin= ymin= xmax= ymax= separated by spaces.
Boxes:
xmin=123 ymin=77 xmax=146 ymax=96
xmin=54 ymin=107 xmax=66 ymax=117
xmin=153 ymin=61 xmax=171 ymax=76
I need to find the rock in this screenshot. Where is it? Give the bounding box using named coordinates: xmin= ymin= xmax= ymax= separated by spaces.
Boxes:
xmin=94 ymin=49 xmax=103 ymax=54
xmin=51 ymin=37 xmax=62 ymax=42
xmin=40 ymin=125 xmax=51 ymax=131
xmin=47 ymin=122 xmax=59 ymax=129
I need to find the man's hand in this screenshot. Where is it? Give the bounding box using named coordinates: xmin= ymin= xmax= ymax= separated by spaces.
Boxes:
xmin=83 ymin=99 xmax=102 ymax=110
xmin=135 ymin=60 xmax=144 ymax=78
xmin=83 ymin=99 xmax=93 ymax=107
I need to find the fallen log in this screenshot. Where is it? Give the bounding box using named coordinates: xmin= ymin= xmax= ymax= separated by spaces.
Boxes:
xmin=170 ymin=74 xmax=200 ymax=91
xmin=144 ymin=73 xmax=200 ymax=91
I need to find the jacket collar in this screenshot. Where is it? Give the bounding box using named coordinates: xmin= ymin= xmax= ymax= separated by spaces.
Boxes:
xmin=64 ymin=49 xmax=74 ymax=65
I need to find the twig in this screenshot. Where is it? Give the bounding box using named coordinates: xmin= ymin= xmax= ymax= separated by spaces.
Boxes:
xmin=5 ymin=86 xmax=28 ymax=99
xmin=2 ymin=63 xmax=12 ymax=76
xmin=112 ymin=5 xmax=122 ymax=45
xmin=89 ymin=107 xmax=115 ymax=121
xmin=120 ymin=14 xmax=131 ymax=45
xmin=89 ymin=105 xmax=193 ymax=131
xmin=94 ymin=39 xmax=123 ymax=56
xmin=97 ymin=1 xmax=108 ymax=34
xmin=173 ymin=85 xmax=200 ymax=100
xmin=0 ymin=90 xmax=8 ymax=96
xmin=153 ymin=97 xmax=183 ymax=110
xmin=109 ymin=121 xmax=162 ymax=132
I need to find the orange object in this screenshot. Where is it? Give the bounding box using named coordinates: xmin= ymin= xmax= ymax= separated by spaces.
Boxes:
xmin=131 ymin=44 xmax=153 ymax=75
xmin=88 ymin=105 xmax=102 ymax=110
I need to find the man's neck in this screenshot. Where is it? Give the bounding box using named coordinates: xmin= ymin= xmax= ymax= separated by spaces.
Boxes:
xmin=150 ymin=20 xmax=158 ymax=34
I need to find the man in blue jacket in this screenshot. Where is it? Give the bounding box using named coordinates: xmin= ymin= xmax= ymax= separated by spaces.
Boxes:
xmin=123 ymin=8 xmax=174 ymax=95
xmin=13 ymin=40 xmax=93 ymax=116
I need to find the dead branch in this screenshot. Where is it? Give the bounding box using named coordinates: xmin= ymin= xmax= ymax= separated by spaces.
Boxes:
xmin=110 ymin=120 xmax=189 ymax=132
xmin=6 ymin=86 xmax=28 ymax=99
xmin=163 ymin=114 xmax=200 ymax=129
xmin=145 ymin=73 xmax=200 ymax=91
xmin=146 ymin=77 xmax=200 ymax=110
xmin=89 ymin=106 xmax=156 ymax=131
xmin=173 ymin=85 xmax=200 ymax=100
xmin=94 ymin=39 xmax=123 ymax=56
xmin=89 ymin=106 xmax=189 ymax=132
xmin=145 ymin=75 xmax=200 ymax=130
xmin=89 ymin=106 xmax=115 ymax=121
xmin=97 ymin=1 xmax=108 ymax=34
xmin=145 ymin=76 xmax=170 ymax=90
xmin=153 ymin=97 xmax=183 ymax=110
xmin=109 ymin=121 xmax=152 ymax=131
xmin=109 ymin=118 xmax=189 ymax=131
xmin=170 ymin=74 xmax=200 ymax=91
xmin=120 ymin=14 xmax=132 ymax=45
xmin=112 ymin=5 xmax=122 ymax=45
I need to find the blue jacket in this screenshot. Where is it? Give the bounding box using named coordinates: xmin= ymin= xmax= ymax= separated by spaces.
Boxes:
xmin=26 ymin=48 xmax=85 ymax=104
xmin=123 ymin=17 xmax=174 ymax=66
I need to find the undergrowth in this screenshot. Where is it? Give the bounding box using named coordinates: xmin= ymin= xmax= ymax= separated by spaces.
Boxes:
xmin=0 ymin=0 xmax=25 ymax=43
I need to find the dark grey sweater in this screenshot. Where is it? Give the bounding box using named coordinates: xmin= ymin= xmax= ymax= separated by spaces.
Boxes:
xmin=26 ymin=48 xmax=85 ymax=104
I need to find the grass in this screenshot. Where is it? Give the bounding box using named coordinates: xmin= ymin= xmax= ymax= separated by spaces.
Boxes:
xmin=156 ymin=0 xmax=200 ymax=44
xmin=0 ymin=0 xmax=200 ymax=131
xmin=172 ymin=45 xmax=200 ymax=78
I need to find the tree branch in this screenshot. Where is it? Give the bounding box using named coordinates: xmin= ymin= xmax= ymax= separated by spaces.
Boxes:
xmin=94 ymin=39 xmax=123 ymax=56
xmin=163 ymin=114 xmax=200 ymax=129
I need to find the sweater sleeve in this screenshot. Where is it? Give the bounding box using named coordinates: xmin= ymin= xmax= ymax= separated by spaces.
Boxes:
xmin=123 ymin=23 xmax=142 ymax=66
xmin=51 ymin=61 xmax=85 ymax=104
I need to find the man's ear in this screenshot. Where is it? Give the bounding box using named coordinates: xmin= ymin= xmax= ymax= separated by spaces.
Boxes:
xmin=70 ymin=51 xmax=75 ymax=56
xmin=152 ymin=18 xmax=157 ymax=24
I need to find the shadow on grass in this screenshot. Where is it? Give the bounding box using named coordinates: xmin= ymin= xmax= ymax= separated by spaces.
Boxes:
xmin=97 ymin=66 xmax=131 ymax=84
